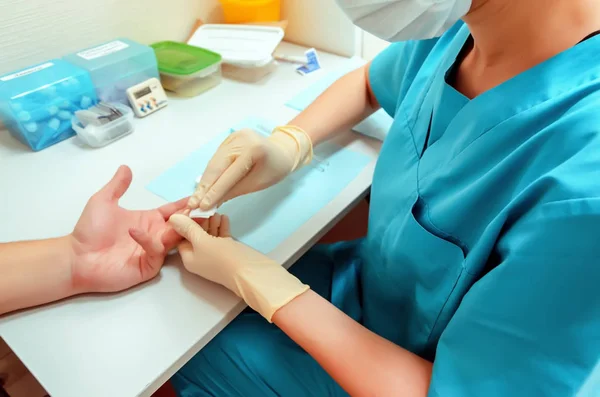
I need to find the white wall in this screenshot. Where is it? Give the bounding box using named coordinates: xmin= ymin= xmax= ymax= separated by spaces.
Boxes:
xmin=282 ymin=0 xmax=389 ymax=60
xmin=281 ymin=0 xmax=389 ymax=60
xmin=0 ymin=0 xmax=222 ymax=75
xmin=0 ymin=0 xmax=372 ymax=76
xmin=282 ymin=0 xmax=358 ymax=58
xmin=362 ymin=32 xmax=390 ymax=61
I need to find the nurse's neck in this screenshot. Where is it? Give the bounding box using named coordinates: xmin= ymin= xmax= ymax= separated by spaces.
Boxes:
xmin=455 ymin=0 xmax=600 ymax=98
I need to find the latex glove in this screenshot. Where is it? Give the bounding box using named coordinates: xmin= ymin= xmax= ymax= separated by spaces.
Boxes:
xmin=192 ymin=213 xmax=231 ymax=238
xmin=188 ymin=125 xmax=313 ymax=210
xmin=169 ymin=214 xmax=310 ymax=322
xmin=70 ymin=166 xmax=189 ymax=293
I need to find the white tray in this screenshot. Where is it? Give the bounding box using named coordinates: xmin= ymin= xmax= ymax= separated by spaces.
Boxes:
xmin=188 ymin=24 xmax=284 ymax=67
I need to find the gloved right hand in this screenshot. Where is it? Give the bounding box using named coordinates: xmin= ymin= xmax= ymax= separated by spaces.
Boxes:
xmin=188 ymin=126 xmax=313 ymax=210
xmin=169 ymin=213 xmax=310 ymax=322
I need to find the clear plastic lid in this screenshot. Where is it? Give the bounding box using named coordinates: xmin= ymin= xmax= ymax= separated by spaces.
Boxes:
xmin=187 ymin=24 xmax=284 ymax=67
xmin=63 ymin=39 xmax=155 ymax=74
xmin=0 ymin=59 xmax=91 ymax=101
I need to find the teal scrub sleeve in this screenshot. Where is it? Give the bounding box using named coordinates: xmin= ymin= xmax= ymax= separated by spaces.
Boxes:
xmin=429 ymin=200 xmax=600 ymax=396
xmin=368 ymin=41 xmax=429 ymax=117
xmin=367 ymin=22 xmax=464 ymax=117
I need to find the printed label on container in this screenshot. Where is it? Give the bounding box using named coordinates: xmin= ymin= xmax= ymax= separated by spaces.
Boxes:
xmin=0 ymin=62 xmax=54 ymax=81
xmin=77 ymin=40 xmax=129 ymax=60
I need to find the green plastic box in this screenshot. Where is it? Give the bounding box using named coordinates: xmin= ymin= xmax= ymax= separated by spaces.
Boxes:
xmin=151 ymin=41 xmax=222 ymax=97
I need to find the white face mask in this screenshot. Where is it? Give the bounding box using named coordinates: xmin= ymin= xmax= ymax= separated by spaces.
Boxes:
xmin=336 ymin=0 xmax=472 ymax=42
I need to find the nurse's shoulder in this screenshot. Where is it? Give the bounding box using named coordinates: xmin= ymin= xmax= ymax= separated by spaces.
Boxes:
xmin=369 ymin=22 xmax=469 ymax=117
xmin=537 ymin=90 xmax=600 ymax=203
xmin=545 ymin=89 xmax=600 ymax=189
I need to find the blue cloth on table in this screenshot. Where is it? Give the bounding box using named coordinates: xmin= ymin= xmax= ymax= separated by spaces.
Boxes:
xmin=146 ymin=117 xmax=371 ymax=254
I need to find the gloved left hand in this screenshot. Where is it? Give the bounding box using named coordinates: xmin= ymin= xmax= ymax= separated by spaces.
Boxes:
xmin=169 ymin=214 xmax=310 ymax=322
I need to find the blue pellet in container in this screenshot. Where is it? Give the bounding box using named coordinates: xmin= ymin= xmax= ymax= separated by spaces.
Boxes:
xmin=24 ymin=122 xmax=37 ymax=133
xmin=47 ymin=118 xmax=60 ymax=130
xmin=80 ymin=96 xmax=92 ymax=109
xmin=57 ymin=110 xmax=72 ymax=120
xmin=0 ymin=59 xmax=97 ymax=151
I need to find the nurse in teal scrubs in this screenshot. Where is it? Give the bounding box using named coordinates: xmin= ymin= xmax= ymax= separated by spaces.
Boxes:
xmin=169 ymin=0 xmax=600 ymax=395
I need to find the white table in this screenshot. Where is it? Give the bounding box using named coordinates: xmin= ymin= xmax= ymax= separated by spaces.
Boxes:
xmin=0 ymin=43 xmax=380 ymax=397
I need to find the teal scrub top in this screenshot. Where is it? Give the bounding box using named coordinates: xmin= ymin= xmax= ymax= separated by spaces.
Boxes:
xmin=366 ymin=22 xmax=600 ymax=395
xmin=172 ymin=22 xmax=600 ymax=397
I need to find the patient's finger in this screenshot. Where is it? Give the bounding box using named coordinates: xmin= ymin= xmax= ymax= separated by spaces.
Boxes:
xmin=209 ymin=214 xmax=222 ymax=237
xmin=130 ymin=228 xmax=165 ymax=270
xmin=161 ymin=227 xmax=184 ymax=250
xmin=220 ymin=215 xmax=232 ymax=238
xmin=158 ymin=197 xmax=189 ymax=219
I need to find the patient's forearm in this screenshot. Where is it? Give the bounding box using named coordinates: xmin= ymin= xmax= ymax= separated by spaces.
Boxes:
xmin=0 ymin=237 xmax=77 ymax=315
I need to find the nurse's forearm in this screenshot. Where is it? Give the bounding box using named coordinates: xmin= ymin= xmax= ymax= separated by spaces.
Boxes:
xmin=272 ymin=290 xmax=432 ymax=396
xmin=290 ymin=63 xmax=380 ymax=146
xmin=0 ymin=238 xmax=77 ymax=315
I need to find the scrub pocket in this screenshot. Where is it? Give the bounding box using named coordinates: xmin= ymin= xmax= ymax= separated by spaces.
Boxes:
xmin=379 ymin=196 xmax=465 ymax=353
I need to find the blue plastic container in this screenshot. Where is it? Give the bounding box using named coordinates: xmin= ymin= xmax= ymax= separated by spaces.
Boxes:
xmin=63 ymin=38 xmax=159 ymax=105
xmin=0 ymin=59 xmax=97 ymax=151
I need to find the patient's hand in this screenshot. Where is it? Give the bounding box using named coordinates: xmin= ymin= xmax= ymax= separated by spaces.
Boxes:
xmin=69 ymin=166 xmax=188 ymax=293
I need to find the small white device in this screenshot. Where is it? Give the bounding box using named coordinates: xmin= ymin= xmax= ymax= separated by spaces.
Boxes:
xmin=126 ymin=78 xmax=168 ymax=117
